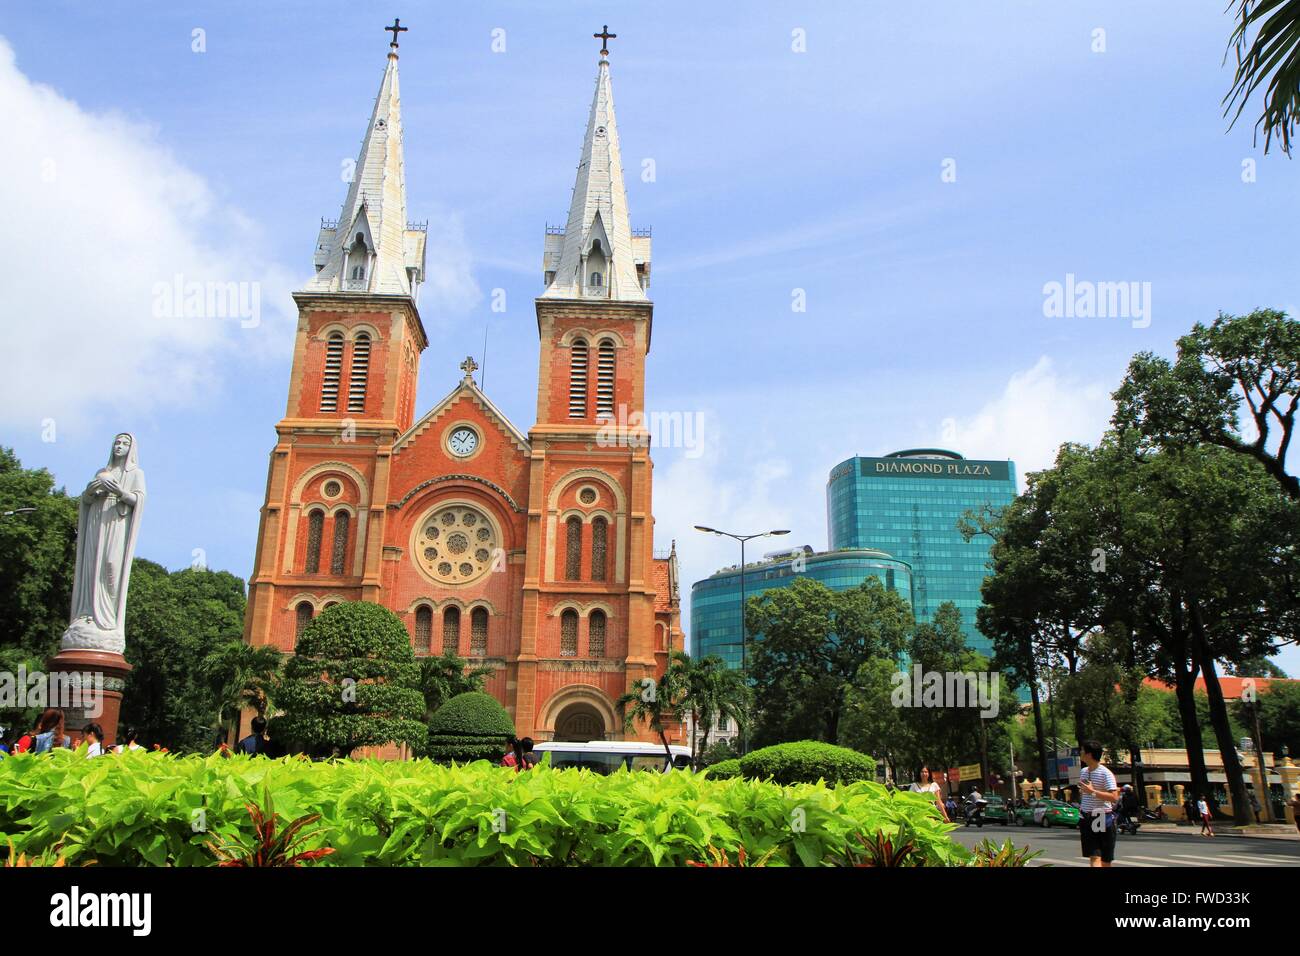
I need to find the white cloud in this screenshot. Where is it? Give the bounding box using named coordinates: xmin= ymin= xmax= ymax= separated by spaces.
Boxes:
xmin=936 ymin=357 xmax=1114 ymax=485
xmin=0 ymin=38 xmax=478 ymax=432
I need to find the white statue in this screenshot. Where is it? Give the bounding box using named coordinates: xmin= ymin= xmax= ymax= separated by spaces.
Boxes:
xmin=61 ymin=433 xmax=146 ymax=655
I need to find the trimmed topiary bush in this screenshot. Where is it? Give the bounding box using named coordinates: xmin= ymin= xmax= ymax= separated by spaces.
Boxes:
xmin=275 ymin=601 xmax=426 ymax=757
xmin=738 ymin=741 xmax=876 ymax=786
xmin=704 ymin=758 xmax=742 ymax=779
xmin=424 ymin=691 xmax=515 ymax=764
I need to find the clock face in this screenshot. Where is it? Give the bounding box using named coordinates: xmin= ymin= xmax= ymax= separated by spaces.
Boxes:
xmin=448 ymin=427 xmax=478 ymax=457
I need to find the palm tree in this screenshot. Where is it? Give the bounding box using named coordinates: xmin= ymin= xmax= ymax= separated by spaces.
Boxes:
xmin=416 ymin=651 xmax=494 ymax=722
xmin=1225 ymin=0 xmax=1300 ymax=154
xmin=616 ymin=653 xmax=689 ymax=768
xmin=202 ymin=641 xmax=283 ymax=745
xmin=677 ymin=653 xmax=751 ymax=767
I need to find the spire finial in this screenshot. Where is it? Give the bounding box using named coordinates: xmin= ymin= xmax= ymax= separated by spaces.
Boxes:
xmin=459 ymin=355 xmax=479 ymax=382
xmin=385 ymin=18 xmax=408 ymax=50
xmin=593 ymin=24 xmax=616 ymax=58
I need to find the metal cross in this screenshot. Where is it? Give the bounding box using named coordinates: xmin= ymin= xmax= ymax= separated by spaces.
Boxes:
xmin=459 ymin=355 xmax=479 ymax=378
xmin=385 ymin=18 xmax=408 ymax=48
xmin=593 ymin=24 xmax=617 ymax=57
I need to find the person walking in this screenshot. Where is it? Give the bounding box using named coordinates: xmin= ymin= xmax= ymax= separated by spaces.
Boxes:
xmin=13 ymin=709 xmax=73 ymax=754
xmin=909 ymin=765 xmax=949 ymax=821
xmin=1078 ymin=740 xmax=1120 ymax=867
xmin=113 ymin=727 xmax=143 ymax=754
xmin=238 ymin=716 xmax=272 ymax=756
xmin=81 ymin=724 xmax=105 ymax=757
xmin=1197 ymin=793 xmax=1215 ymax=837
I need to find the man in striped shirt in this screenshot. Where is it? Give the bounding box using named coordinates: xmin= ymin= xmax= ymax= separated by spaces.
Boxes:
xmin=1078 ymin=740 xmax=1120 ymax=867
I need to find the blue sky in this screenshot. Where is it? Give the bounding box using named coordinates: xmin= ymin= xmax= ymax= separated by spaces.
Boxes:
xmin=2 ymin=2 xmax=1296 ymax=671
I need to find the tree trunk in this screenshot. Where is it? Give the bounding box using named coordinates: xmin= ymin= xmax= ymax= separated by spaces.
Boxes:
xmin=1189 ymin=599 xmax=1252 ymax=825
xmin=1169 ymin=597 xmax=1210 ymax=798
xmin=1026 ymin=641 xmax=1051 ymax=794
xmin=658 ymin=729 xmax=673 ymax=771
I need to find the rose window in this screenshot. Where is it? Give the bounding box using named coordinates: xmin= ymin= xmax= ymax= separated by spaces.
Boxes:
xmin=415 ymin=504 xmax=498 ymax=584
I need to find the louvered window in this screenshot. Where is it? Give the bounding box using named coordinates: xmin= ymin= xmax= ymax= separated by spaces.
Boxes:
xmin=565 ymin=516 xmax=583 ymax=581
xmin=414 ymin=606 xmax=432 ymax=653
xmin=320 ymin=333 xmax=344 ymax=411
xmin=588 ymin=610 xmax=606 ymax=658
xmin=591 ymin=517 xmax=608 ymax=582
xmin=305 ymin=510 xmax=325 ymax=573
xmin=569 ymin=339 xmax=588 ymax=418
xmin=442 ymin=606 xmax=461 ymax=655
xmin=347 ymin=333 xmax=370 ymax=413
xmin=470 ymin=607 xmax=488 ymax=656
xmin=295 ymin=602 xmax=313 ymax=639
xmin=596 ymin=339 xmax=615 ymax=419
xmin=560 ymin=609 xmax=578 ymax=658
xmin=330 ymin=511 xmax=350 ymax=575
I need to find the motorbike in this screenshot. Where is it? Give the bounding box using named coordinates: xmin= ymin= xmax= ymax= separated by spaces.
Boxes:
xmin=1117 ymin=812 xmax=1140 ymax=835
xmin=963 ymin=797 xmax=988 ymax=827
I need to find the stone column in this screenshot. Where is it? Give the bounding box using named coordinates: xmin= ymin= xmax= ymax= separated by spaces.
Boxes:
xmin=46 ymin=648 xmax=132 ymax=747
xmin=1277 ymin=757 xmax=1299 ymax=826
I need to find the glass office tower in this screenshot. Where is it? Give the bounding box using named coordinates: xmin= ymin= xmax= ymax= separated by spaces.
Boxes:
xmin=826 ymin=449 xmax=1017 ymax=657
xmin=690 ymin=548 xmax=913 ymax=669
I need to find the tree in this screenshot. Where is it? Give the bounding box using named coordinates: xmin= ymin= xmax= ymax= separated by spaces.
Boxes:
xmin=423 ymin=691 xmax=515 ymax=764
xmin=1224 ymin=1 xmax=1300 ymax=155
xmin=840 ymin=657 xmax=916 ymax=782
xmin=275 ymin=601 xmax=425 ymax=757
xmin=745 ymin=576 xmax=911 ymax=746
xmin=616 ymin=653 xmax=689 ymax=767
xmin=1249 ymin=681 xmax=1300 ymax=757
xmin=121 ymin=560 xmax=249 ymax=752
xmin=675 ymin=653 xmax=750 ymax=766
xmin=1114 ymin=309 xmax=1300 ymax=500
xmin=201 ymin=640 xmax=283 ymax=745
xmin=415 ymin=651 xmax=493 ymax=723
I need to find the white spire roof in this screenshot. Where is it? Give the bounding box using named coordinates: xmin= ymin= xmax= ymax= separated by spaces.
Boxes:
xmin=542 ymin=56 xmax=648 ymax=302
xmin=304 ymin=49 xmax=427 ymax=298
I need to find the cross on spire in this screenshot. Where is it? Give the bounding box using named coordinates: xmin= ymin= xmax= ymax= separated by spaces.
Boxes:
xmin=593 ymin=24 xmax=616 ymax=57
xmin=385 ymin=18 xmax=408 ymax=49
xmin=459 ymin=355 xmax=479 ymax=381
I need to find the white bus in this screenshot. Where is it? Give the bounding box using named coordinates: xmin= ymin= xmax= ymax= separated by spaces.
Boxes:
xmin=531 ymin=740 xmax=692 ymax=774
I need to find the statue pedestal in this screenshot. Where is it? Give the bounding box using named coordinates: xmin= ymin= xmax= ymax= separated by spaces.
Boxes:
xmin=47 ymin=648 xmax=132 ymax=747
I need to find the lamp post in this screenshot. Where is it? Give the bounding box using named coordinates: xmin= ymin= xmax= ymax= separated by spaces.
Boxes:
xmin=694 ymin=525 xmax=789 ymax=756
xmin=1 ymin=508 xmax=37 ymax=519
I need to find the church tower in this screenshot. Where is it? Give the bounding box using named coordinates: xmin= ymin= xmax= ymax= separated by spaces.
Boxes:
xmin=514 ymin=38 xmax=669 ymax=740
xmin=244 ymin=31 xmax=428 ymax=648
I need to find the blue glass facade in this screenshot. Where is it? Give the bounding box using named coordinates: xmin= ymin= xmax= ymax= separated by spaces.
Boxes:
xmin=690 ymin=549 xmax=913 ymax=670
xmin=826 ymin=449 xmax=1017 ymax=657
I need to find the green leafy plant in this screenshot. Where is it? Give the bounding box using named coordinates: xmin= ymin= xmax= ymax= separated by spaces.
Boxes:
xmin=739 ymin=741 xmax=876 ymax=786
xmin=423 ymin=691 xmax=515 ymax=763
xmin=840 ymin=827 xmax=922 ymax=868
xmin=205 ymin=786 xmax=335 ymax=867
xmin=969 ymin=838 xmax=1044 ymax=867
xmin=703 ymin=758 xmax=741 ymax=779
xmin=687 ymin=845 xmax=777 ymax=867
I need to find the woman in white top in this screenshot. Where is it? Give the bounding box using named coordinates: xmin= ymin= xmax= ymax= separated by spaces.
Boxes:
xmin=909 ymin=765 xmax=949 ymax=821
xmin=1197 ymin=794 xmax=1215 ymax=837
xmin=112 ymin=726 xmax=143 ymax=754
xmin=82 ymin=723 xmax=105 ymax=757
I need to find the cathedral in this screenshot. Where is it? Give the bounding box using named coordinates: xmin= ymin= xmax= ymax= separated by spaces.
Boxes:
xmin=242 ymin=28 xmax=683 ymax=745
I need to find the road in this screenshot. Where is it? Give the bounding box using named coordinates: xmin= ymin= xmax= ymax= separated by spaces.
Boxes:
xmin=948 ymin=821 xmax=1300 ymax=867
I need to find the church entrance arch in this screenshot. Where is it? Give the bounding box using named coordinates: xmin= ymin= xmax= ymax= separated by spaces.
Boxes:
xmin=553 ymin=702 xmax=607 ymax=742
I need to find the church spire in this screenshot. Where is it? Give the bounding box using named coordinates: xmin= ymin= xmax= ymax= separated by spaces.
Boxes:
xmin=304 ymin=26 xmax=427 ymax=299
xmin=541 ymin=36 xmax=649 ymax=302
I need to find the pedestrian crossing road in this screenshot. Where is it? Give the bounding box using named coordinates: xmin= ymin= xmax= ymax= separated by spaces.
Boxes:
xmin=949 ymin=823 xmax=1300 ymax=866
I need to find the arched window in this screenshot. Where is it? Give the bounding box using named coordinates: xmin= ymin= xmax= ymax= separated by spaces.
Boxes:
xmin=560 ymin=609 xmax=578 ymax=657
xmin=470 ymin=607 xmax=488 ymax=656
xmin=589 ymin=270 xmax=603 ymax=288
xmin=595 ymin=339 xmax=615 ymax=419
xmin=414 ymin=605 xmax=432 ymax=653
xmin=305 ymin=509 xmax=325 ymax=573
xmin=320 ymin=332 xmax=344 ymax=411
xmin=590 ymin=516 xmax=608 ymax=582
xmin=442 ymin=606 xmax=461 ymax=655
xmin=588 ymin=610 xmax=606 ymax=658
xmin=564 ymin=516 xmax=583 ymax=581
xmin=568 ymin=338 xmax=588 ymax=418
xmin=295 ymin=601 xmax=313 ymax=639
xmin=329 ymin=511 xmax=350 ymax=575
xmin=347 ymin=332 xmax=371 ymax=413
xmin=346 ymin=232 xmax=368 ymax=284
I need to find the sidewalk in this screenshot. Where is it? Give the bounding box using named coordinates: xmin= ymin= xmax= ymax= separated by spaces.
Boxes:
xmin=1141 ymin=821 xmax=1300 ymax=840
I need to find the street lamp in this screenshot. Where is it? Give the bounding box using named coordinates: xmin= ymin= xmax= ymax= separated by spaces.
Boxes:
xmin=694 ymin=525 xmax=790 ymax=755
xmin=1 ymin=508 xmax=37 ymax=519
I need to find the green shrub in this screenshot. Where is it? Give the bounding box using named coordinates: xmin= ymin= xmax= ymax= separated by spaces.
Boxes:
xmin=275 ymin=601 xmax=426 ymax=756
xmin=424 ymin=691 xmax=515 ymax=764
xmin=738 ymin=741 xmax=876 ymax=786
xmin=704 ymin=758 xmax=742 ymax=779
xmin=0 ymin=748 xmax=967 ymax=867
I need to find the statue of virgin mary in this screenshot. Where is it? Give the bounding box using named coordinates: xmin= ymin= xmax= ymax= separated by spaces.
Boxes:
xmin=61 ymin=433 xmax=146 ymax=655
